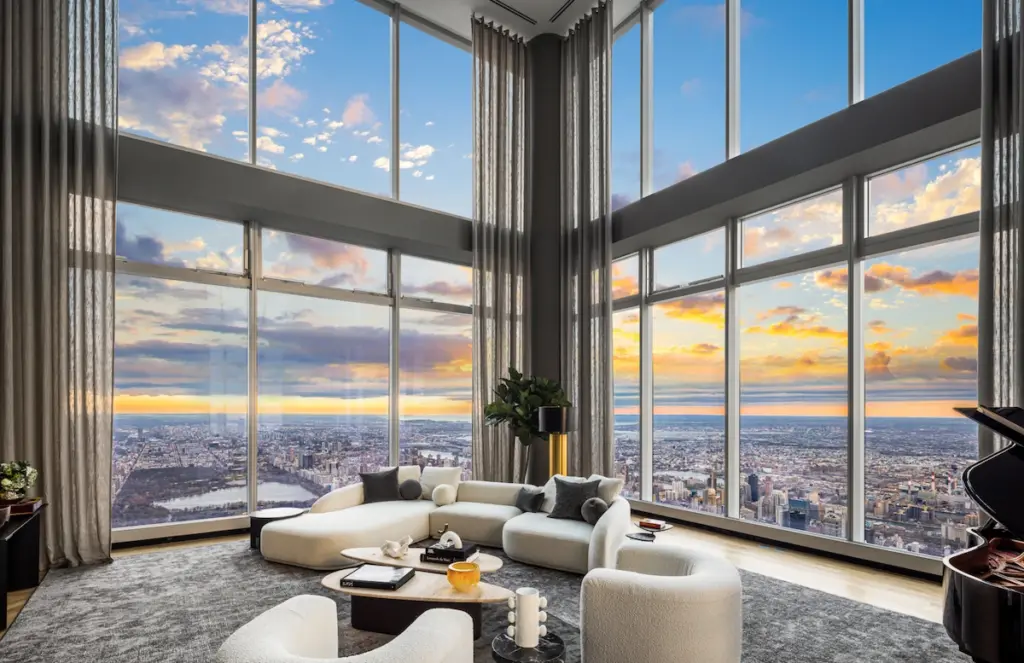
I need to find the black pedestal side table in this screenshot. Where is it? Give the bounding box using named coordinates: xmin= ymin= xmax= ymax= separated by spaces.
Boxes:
xmin=492 ymin=632 xmax=565 ymax=662
xmin=249 ymin=507 xmax=306 ymax=550
xmin=0 ymin=505 xmax=47 ymax=630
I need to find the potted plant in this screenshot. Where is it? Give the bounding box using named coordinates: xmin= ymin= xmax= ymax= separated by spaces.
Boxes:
xmin=0 ymin=461 xmax=38 ymax=505
xmin=484 ymin=367 xmax=571 ymax=483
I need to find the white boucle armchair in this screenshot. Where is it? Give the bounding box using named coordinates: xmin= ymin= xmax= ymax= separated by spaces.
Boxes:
xmin=580 ymin=542 xmax=742 ymax=663
xmin=215 ymin=595 xmax=473 ymax=663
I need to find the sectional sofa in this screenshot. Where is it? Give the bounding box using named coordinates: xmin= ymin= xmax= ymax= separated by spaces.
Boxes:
xmin=259 ymin=465 xmax=632 ymax=574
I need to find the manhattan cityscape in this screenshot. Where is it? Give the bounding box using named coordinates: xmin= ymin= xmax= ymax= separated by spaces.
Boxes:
xmin=113 ymin=412 xmax=979 ymax=558
xmin=613 ymin=414 xmax=980 ymax=557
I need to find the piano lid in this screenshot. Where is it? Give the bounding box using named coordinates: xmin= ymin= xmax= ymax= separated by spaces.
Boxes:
xmin=956 ymin=406 xmax=1024 ymax=542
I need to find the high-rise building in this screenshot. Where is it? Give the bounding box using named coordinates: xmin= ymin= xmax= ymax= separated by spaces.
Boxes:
xmin=747 ymin=473 xmax=759 ymax=502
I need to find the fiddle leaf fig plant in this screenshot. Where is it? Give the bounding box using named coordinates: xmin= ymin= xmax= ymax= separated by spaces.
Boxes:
xmin=484 ymin=366 xmax=571 ymax=447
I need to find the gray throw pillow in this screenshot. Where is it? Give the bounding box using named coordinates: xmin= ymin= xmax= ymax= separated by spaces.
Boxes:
xmin=548 ymin=476 xmax=601 ymax=521
xmin=360 ymin=467 xmax=400 ymax=503
xmin=514 ymin=486 xmax=544 ymax=513
xmin=581 ymin=497 xmax=609 ymax=525
xmin=399 ymin=478 xmax=422 ymax=500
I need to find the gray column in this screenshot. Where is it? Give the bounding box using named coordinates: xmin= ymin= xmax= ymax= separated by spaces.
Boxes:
xmin=527 ymin=33 xmax=564 ymax=485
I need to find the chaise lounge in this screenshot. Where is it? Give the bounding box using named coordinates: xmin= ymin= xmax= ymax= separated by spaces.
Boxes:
xmin=259 ymin=465 xmax=632 ymax=574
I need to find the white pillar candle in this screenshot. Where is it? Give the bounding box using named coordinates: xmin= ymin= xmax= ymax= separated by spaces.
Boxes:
xmin=513 ymin=588 xmax=540 ymax=648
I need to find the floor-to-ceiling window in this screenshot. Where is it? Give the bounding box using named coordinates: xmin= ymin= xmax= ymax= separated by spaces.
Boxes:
xmin=617 ymin=141 xmax=981 ymax=560
xmin=612 ymin=255 xmax=641 ymax=497
xmin=112 ymin=206 xmax=473 ymax=530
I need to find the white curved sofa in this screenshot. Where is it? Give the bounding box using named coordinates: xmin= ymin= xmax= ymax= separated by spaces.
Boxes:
xmin=259 ymin=466 xmax=631 ymax=574
xmin=215 ymin=595 xmax=473 ymax=663
xmin=581 ymin=542 xmax=743 ymax=663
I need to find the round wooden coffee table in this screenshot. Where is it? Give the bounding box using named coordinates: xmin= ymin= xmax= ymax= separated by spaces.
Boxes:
xmin=249 ymin=507 xmax=305 ymax=550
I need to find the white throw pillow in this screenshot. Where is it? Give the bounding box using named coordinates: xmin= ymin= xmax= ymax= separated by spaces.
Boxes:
xmin=420 ymin=466 xmax=462 ymax=500
xmin=432 ymin=484 xmax=457 ymax=506
xmin=588 ymin=474 xmax=624 ymax=504
xmin=379 ymin=465 xmax=422 ymax=484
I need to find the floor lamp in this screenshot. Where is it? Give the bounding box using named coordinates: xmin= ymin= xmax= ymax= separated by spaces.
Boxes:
xmin=538 ymin=406 xmax=574 ymax=478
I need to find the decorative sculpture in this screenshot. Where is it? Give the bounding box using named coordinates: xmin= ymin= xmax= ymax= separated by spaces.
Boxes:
xmin=439 ymin=529 xmax=463 ymax=549
xmin=380 ymin=534 xmax=413 ymax=559
xmin=506 ymin=587 xmax=548 ymax=648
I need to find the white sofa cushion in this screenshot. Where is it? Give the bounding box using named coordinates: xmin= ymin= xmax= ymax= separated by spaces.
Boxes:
xmin=456 ymin=480 xmax=525 ymax=506
xmin=392 ymin=465 xmax=422 ymax=483
xmin=588 ymin=474 xmax=624 ymax=504
xmin=420 ymin=466 xmax=462 ymax=499
xmin=432 ymin=484 xmax=457 ymax=506
xmin=261 ymin=500 xmax=437 ymax=570
xmin=429 ymin=501 xmax=523 ymax=547
xmin=502 ymin=511 xmax=592 ymax=574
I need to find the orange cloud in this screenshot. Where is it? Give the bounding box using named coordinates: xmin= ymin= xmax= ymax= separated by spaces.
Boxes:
xmin=816 ymin=264 xmax=979 ymax=299
xmin=687 ymin=343 xmax=721 ymax=355
xmin=866 ymin=350 xmax=895 ymax=380
xmin=774 ymin=281 xmax=794 ymax=290
xmin=659 ymin=292 xmax=725 ymax=327
xmin=744 ymin=224 xmax=795 ymax=257
xmin=866 ymin=341 xmax=892 ymax=352
xmin=957 ymin=312 xmax=977 ymax=322
xmin=941 ymin=356 xmax=977 ymax=372
xmin=866 ymin=263 xmax=979 ymax=298
xmin=867 ymin=319 xmax=892 ymax=334
xmin=936 ymin=323 xmax=978 ymax=346
xmin=746 ymin=320 xmax=847 ymax=340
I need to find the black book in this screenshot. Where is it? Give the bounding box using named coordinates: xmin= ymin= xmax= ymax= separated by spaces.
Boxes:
xmin=340 ymin=564 xmax=415 ymax=590
xmin=423 ymin=542 xmax=478 ymax=562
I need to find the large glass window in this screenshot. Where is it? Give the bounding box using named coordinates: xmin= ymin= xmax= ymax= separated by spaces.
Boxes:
xmin=860 ymin=237 xmax=980 ymax=555
xmin=262 ymin=229 xmax=389 ymax=293
xmin=739 ymin=270 xmax=848 ymax=537
xmin=612 ymin=308 xmax=641 ymax=498
xmin=112 ymin=275 xmax=249 ymax=528
xmin=256 ymin=292 xmax=391 ymax=508
xmin=399 ymin=22 xmax=472 ymax=218
xmin=118 ymin=0 xmax=249 ymax=159
xmin=652 ymin=291 xmax=726 ymax=512
xmin=741 ymin=189 xmax=843 ymax=267
xmin=398 ymin=309 xmax=473 ymax=479
xmin=612 ymin=21 xmax=641 ymax=210
xmin=740 ymin=1 xmax=847 ymax=152
xmin=653 ymin=0 xmax=726 ymax=192
xmin=401 ymin=256 xmax=473 ymax=307
xmin=256 ymin=0 xmax=391 ymax=194
xmin=868 ymin=144 xmax=981 ymax=237
xmin=652 ymin=228 xmax=725 ymax=291
xmin=865 ymin=0 xmax=982 ymax=99
xmin=116 ymin=204 xmax=246 ymax=273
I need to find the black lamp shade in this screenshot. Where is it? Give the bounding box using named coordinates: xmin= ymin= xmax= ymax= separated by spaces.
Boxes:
xmin=537 ymin=406 xmax=574 ymax=433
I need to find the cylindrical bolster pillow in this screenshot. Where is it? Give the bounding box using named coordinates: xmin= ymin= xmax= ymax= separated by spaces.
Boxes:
xmin=432 ymin=483 xmax=457 ymax=506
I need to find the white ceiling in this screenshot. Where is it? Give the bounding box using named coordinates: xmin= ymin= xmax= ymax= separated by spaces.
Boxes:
xmin=398 ymin=0 xmax=641 ymax=41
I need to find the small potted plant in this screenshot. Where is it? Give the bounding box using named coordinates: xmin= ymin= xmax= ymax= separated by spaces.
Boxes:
xmin=0 ymin=461 xmax=38 ymax=505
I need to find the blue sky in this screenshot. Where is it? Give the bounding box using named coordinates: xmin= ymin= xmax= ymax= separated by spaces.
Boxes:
xmin=611 ymin=0 xmax=981 ymax=207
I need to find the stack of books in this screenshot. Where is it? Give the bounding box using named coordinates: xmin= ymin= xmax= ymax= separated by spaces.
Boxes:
xmin=421 ymin=542 xmax=479 ymax=565
xmin=638 ymin=517 xmax=667 ymax=531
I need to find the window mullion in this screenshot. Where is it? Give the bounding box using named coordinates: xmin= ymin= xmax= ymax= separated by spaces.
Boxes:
xmin=390 ymin=3 xmax=401 ymax=200
xmin=725 ymin=0 xmax=740 ymax=158
xmin=848 ymin=0 xmax=864 ymax=105
xmin=845 ymin=176 xmax=866 ymax=543
xmin=640 ymin=3 xmax=653 ymax=197
xmin=247 ymin=221 xmax=260 ymax=512
xmin=724 ymin=217 xmax=740 ymax=518
xmin=639 ymin=248 xmax=654 ymax=501
xmin=389 ymin=250 xmax=401 ymax=465
xmin=248 ymin=0 xmax=257 ymax=165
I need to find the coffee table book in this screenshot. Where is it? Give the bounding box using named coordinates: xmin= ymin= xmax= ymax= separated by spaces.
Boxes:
xmin=340 ymin=564 xmax=414 ymax=590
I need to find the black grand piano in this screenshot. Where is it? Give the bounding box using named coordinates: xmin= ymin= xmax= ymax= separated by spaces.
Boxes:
xmin=943 ymin=405 xmax=1024 ymax=662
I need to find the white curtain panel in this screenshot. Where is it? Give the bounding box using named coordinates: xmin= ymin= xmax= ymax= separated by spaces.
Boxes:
xmin=980 ymin=0 xmax=1024 ymax=455
xmin=0 ymin=0 xmax=116 ymax=566
xmin=561 ymin=2 xmax=614 ymax=477
xmin=471 ymin=18 xmax=531 ymax=483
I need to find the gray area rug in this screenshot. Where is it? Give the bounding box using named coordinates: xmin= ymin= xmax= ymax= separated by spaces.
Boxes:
xmin=0 ymin=540 xmax=969 ymax=663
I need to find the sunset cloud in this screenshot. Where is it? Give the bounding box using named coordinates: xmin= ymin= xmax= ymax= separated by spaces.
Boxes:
xmin=658 ymin=292 xmax=725 ymax=327
xmin=342 ymin=94 xmax=375 ymax=126
xmin=815 ymin=264 xmax=979 ymax=299
xmin=936 ymin=323 xmax=978 ymax=346
xmin=870 ymin=154 xmax=980 ymax=234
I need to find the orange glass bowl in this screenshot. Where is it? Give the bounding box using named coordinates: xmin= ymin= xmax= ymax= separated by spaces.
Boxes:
xmin=447 ymin=561 xmax=481 ymax=592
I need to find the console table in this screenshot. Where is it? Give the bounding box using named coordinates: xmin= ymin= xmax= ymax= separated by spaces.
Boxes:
xmin=0 ymin=506 xmax=46 ymax=630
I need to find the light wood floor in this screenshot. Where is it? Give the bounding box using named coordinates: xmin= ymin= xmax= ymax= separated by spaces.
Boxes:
xmin=1 ymin=523 xmax=943 ymax=641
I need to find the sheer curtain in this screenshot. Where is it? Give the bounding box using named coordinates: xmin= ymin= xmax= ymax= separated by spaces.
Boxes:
xmin=561 ymin=2 xmax=614 ymax=477
xmin=471 ymin=18 xmax=531 ymax=483
xmin=0 ymin=0 xmax=116 ymax=566
xmin=980 ymin=0 xmax=1024 ymax=457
